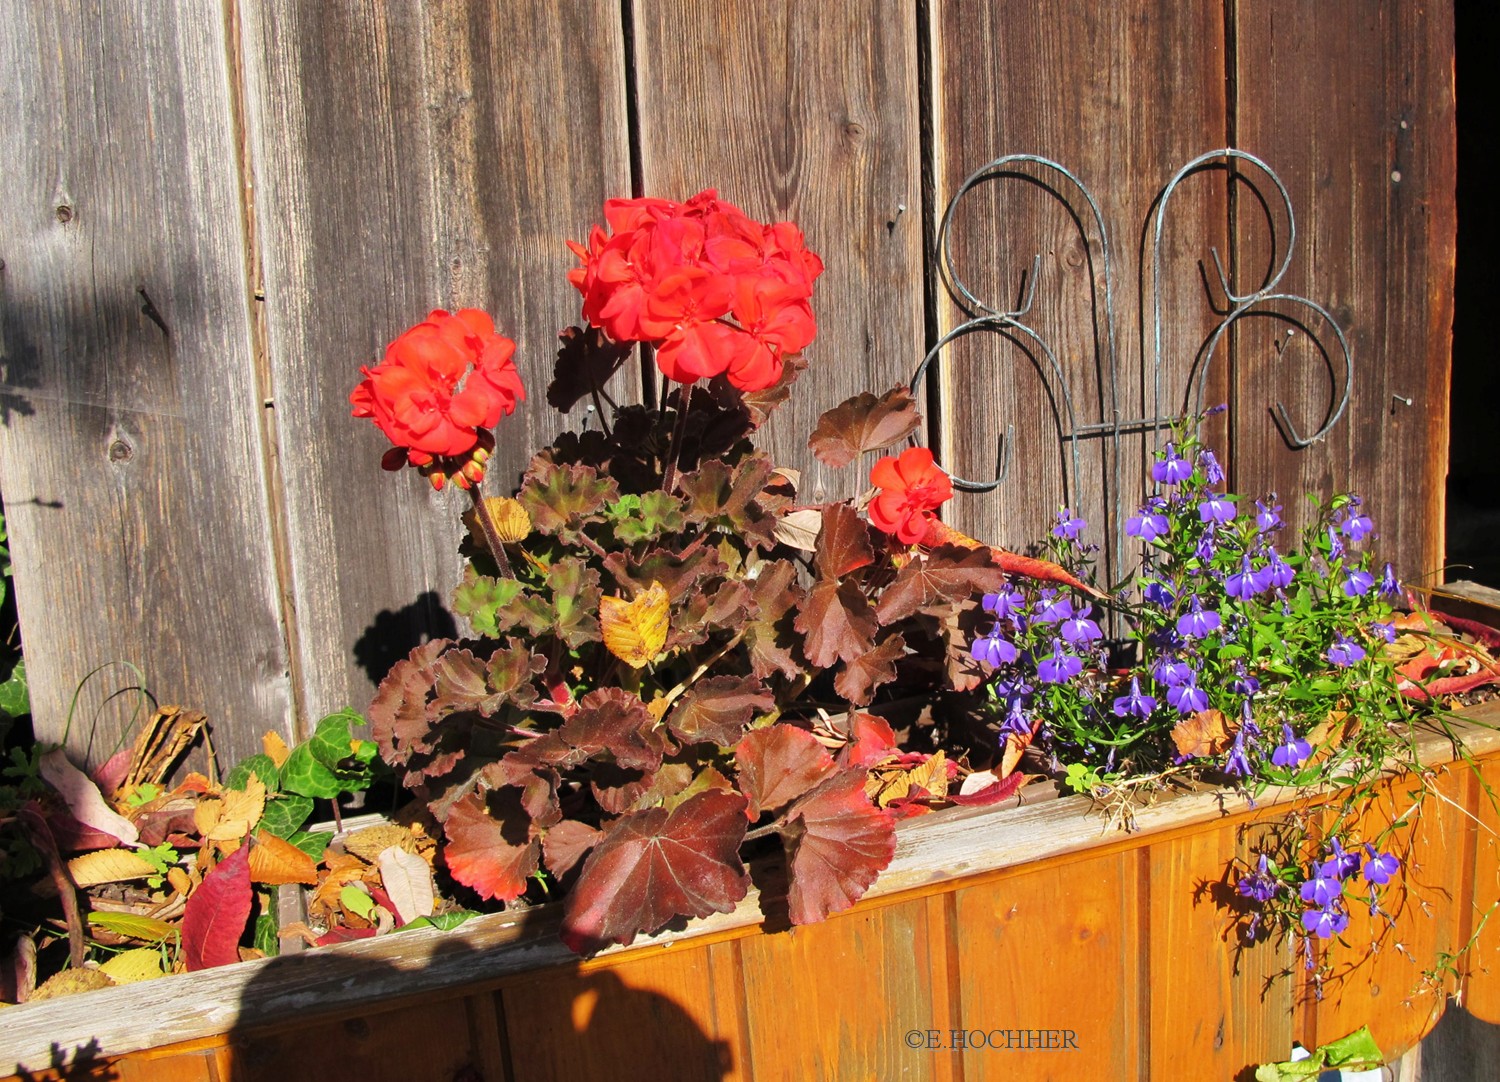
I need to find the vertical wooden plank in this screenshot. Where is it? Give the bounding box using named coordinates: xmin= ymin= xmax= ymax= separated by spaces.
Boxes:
xmin=929 ymin=0 xmax=1229 ymax=575
xmin=238 ymin=0 xmax=633 ymax=727
xmin=736 ymin=898 xmax=938 ymax=1080
xmin=0 ymin=2 xmax=293 ymax=764
xmin=631 ymin=0 xmax=924 ymax=503
xmin=1460 ymin=755 xmax=1500 ymax=1022
xmin=464 ymin=990 xmax=513 ymax=1082
xmin=500 ymin=946 xmax=734 ymax=1081
xmin=1147 ymin=821 xmax=1295 ymax=1079
xmin=953 ymin=850 xmax=1143 ymax=1081
xmin=1231 ymin=0 xmax=1455 ymax=578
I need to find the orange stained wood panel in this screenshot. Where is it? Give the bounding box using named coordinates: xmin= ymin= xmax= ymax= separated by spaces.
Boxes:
xmin=1307 ymin=764 xmax=1473 ymax=1059
xmin=734 ymin=896 xmax=943 ymax=1081
xmin=114 ymin=1048 xmax=219 ymax=1082
xmin=499 ymin=940 xmax=740 ymax=1082
xmin=1461 ymin=754 xmax=1500 ymax=1022
xmin=1147 ymin=819 xmax=1296 ymax=1079
xmin=951 ymin=848 xmax=1145 ymax=1082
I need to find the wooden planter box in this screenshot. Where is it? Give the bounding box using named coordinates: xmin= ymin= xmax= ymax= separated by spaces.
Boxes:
xmin=6 ymin=706 xmax=1500 ymax=1082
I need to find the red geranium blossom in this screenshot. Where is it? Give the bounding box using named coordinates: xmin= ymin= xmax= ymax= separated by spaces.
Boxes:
xmin=567 ymin=190 xmax=822 ymax=393
xmin=351 ymin=309 xmax=524 ymax=488
xmin=868 ymin=447 xmax=954 ymax=545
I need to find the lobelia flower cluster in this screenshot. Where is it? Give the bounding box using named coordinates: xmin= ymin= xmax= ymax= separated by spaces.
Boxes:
xmin=966 ymin=428 xmax=1411 ymax=950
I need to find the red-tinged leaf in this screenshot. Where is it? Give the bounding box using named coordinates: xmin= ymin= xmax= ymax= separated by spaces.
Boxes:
xmin=920 ymin=519 xmax=1106 ymax=598
xmin=603 ymin=544 xmax=727 ymax=606
xmin=559 ymin=688 xmax=670 ymax=772
xmin=833 ymin=633 xmax=906 ymax=706
xmin=548 ymin=325 xmax=632 ymax=413
xmin=591 ymin=762 xmax=693 ymax=816
xmin=737 ymin=353 xmax=806 ymax=427
xmin=838 ymin=713 xmax=898 ymax=769
xmin=542 ymin=819 xmax=604 ymax=880
xmin=182 ymin=845 xmax=253 ymax=971
xmin=735 ymin=724 xmax=837 ymax=819
xmin=314 ymin=927 xmax=378 ymax=947
xmin=667 ymin=675 xmax=775 ymax=746
xmin=783 ymin=770 xmax=896 ymax=924
xmin=368 ymin=639 xmax=450 ymax=768
xmin=795 ymin=579 xmax=877 ymax=668
xmin=744 ymin=559 xmax=804 ymax=680
xmin=44 ymin=808 xmax=127 ymax=853
xmin=949 ymin=771 xmax=1032 ymax=806
xmin=442 ymin=789 xmax=539 ymax=903
xmin=561 ymin=790 xmax=750 ymax=954
xmin=91 ymin=747 xmax=133 ymax=798
xmin=813 ymin=502 xmax=875 ymax=580
xmin=808 ymin=386 xmax=922 ymax=469
xmin=678 ymin=455 xmax=779 ymax=549
xmin=874 ymin=546 xmax=1014 ymax=625
xmin=37 ymin=749 xmax=138 ymax=846
xmin=517 ymin=458 xmax=618 ymax=539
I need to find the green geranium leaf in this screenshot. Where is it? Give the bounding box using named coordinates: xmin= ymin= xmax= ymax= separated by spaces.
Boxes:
xmin=517 ymin=458 xmax=618 ymax=541
xmin=453 ymin=567 xmax=527 ymax=638
xmin=259 ymin=793 xmax=314 ymax=837
xmin=225 ymin=754 xmax=280 ymax=793
xmin=607 ymin=491 xmax=686 ymax=544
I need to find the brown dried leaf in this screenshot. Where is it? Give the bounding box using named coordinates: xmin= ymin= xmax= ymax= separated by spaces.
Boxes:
xmin=808 ymin=386 xmax=922 ymax=468
xmin=344 ymin=823 xmax=419 ymax=863
xmin=248 ymin=830 xmax=319 ymax=886
xmin=1170 ymin=709 xmax=1234 ymax=759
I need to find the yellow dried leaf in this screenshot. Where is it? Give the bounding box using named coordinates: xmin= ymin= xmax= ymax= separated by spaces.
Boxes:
xmin=193 ymin=797 xmax=224 ymax=839
xmin=483 ymin=496 xmax=531 ymax=543
xmin=1000 ymin=734 xmax=1028 ymax=778
xmin=99 ymin=948 xmax=165 ymax=985
xmin=871 ymin=752 xmax=949 ymax=808
xmin=248 ymin=830 xmax=319 ymax=886
xmin=600 ymin=581 xmax=669 ymax=669
xmin=166 ymin=867 xmax=193 ymax=896
xmin=29 ymin=968 xmax=113 ymax=1002
xmin=207 ymin=775 xmax=266 ymax=841
xmin=262 ymin=730 xmax=291 ymax=768
xmin=343 ymin=823 xmax=418 ymax=864
xmin=67 ymin=848 xmax=159 ymax=888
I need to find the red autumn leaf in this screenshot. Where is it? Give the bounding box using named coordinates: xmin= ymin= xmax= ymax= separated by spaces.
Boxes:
xmin=807 ymin=386 xmax=922 ymax=469
xmin=783 ymin=770 xmax=896 ymax=924
xmin=541 ymin=819 xmax=604 ymax=880
xmin=920 ymin=518 xmax=1106 ymax=597
xmin=874 ymin=545 xmax=1014 ymax=625
xmin=735 ymin=724 xmax=836 ymax=819
xmin=795 ymin=578 xmax=878 ymax=668
xmin=442 ymin=789 xmax=540 ymax=902
xmin=314 ymin=927 xmax=379 ymax=947
xmin=833 ymin=632 xmax=906 ymax=706
xmin=182 ymin=845 xmax=253 ymax=971
xmin=948 ymin=771 xmax=1031 ymax=806
xmin=813 ymin=502 xmax=876 ymax=580
xmin=91 ymin=747 xmax=133 ymax=798
xmin=667 ymin=675 xmax=775 ymax=747
xmin=561 ymin=790 xmax=750 ymax=953
xmin=559 ymin=687 xmax=671 ymax=772
xmin=838 ymin=713 xmax=898 ymax=769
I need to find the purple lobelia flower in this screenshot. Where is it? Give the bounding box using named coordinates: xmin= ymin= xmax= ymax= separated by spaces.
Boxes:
xmin=1262 ymin=550 xmax=1295 ymax=590
xmin=1112 ymin=675 xmax=1157 ymax=719
xmin=1126 ymin=506 xmax=1170 ymax=543
xmin=1300 ymin=859 xmax=1344 ymax=907
xmin=1368 ymin=621 xmax=1396 ymax=644
xmin=1154 ymin=658 xmax=1192 ymax=687
xmin=1200 ymin=449 xmax=1225 ymax=484
xmin=1327 ymin=634 xmax=1366 ymax=668
xmin=1230 ymin=664 xmax=1261 ymax=697
xmin=1362 ymin=847 xmax=1401 ymax=886
xmin=982 ymin=585 xmax=1022 ymax=619
xmin=1152 ymin=442 xmax=1194 ymax=485
xmin=1237 ymin=853 xmax=1279 ymax=904
xmin=1326 ymin=526 xmax=1346 ymax=561
xmin=1343 ymin=512 xmax=1374 ymax=542
xmin=1225 ymin=556 xmax=1269 ymax=601
xmin=1224 ymin=731 xmax=1253 ymax=777
xmin=1255 ymin=499 xmax=1283 ymax=533
xmin=1194 ymin=526 xmax=1218 ymax=563
xmin=1166 ymin=677 xmax=1209 ymax=714
xmin=1033 ymin=594 xmax=1074 ymax=625
xmin=1302 ymin=904 xmax=1350 ymax=940
xmin=999 ymin=699 xmax=1032 ymax=737
xmin=1037 ymin=639 xmax=1083 ymax=684
xmin=1379 ymin=562 xmax=1401 ymax=600
xmin=1327 ymin=838 xmax=1362 ymax=879
xmin=971 ymin=629 xmax=1018 ymax=667
xmin=1060 ymin=604 xmax=1103 ymax=645
xmin=1053 ymin=508 xmax=1086 ymax=540
xmin=1143 ymin=580 xmax=1176 ymax=610
xmin=1342 ymin=568 xmax=1374 ymax=597
xmin=1199 ymin=495 xmax=1237 ymax=524
xmin=1270 ymin=723 xmax=1311 ymax=768
xmin=1176 ymin=596 xmax=1222 ymax=640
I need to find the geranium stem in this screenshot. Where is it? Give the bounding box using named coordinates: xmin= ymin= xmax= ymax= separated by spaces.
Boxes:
xmin=660 ymin=381 xmax=693 ymax=495
xmin=467 ymin=486 xmax=514 ymax=577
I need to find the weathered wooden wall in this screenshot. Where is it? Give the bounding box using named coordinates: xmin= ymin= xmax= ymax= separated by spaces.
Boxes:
xmin=0 ymin=1 xmax=1456 ymax=760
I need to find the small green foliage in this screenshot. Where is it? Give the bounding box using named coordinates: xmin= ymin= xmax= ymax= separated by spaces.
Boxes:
xmin=453 ymin=567 xmax=527 ymax=638
xmin=0 ymin=658 xmax=28 ymax=721
xmin=225 ymin=754 xmax=280 ymax=793
xmin=258 ymin=793 xmax=314 ymax=838
xmin=136 ymin=842 xmax=179 ymax=889
xmin=1063 ymin=762 xmax=1104 ymax=794
xmin=124 ymin=782 xmax=164 ymax=807
xmin=1254 ymin=1026 xmax=1382 ymax=1081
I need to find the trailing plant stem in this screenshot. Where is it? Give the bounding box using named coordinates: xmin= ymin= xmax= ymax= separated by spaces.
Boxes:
xmin=660 ymin=382 xmax=694 ymax=495
xmin=467 ymin=486 xmax=514 ymax=577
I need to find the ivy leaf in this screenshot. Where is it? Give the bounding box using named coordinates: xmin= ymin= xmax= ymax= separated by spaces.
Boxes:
xmin=285 ymin=828 xmax=333 ymax=858
xmin=280 ymin=742 xmax=341 ymax=799
xmin=518 ymin=458 xmax=618 ymax=540
xmin=182 ymin=845 xmax=253 ymax=971
xmin=225 ymin=753 xmax=280 ymax=793
xmin=453 ymin=567 xmax=527 ymax=638
xmin=813 ymin=502 xmax=876 ymax=580
xmin=873 ymin=545 xmax=1011 ymax=624
xmin=667 ymin=675 xmax=775 ymax=747
xmin=807 ymin=386 xmax=921 ymax=468
xmin=442 ymin=788 xmax=539 ymax=903
xmin=735 ymin=724 xmax=837 ymax=819
xmin=833 ymin=632 xmax=906 ymax=706
xmin=259 ymin=793 xmax=313 ymax=838
xmin=795 ymin=579 xmax=877 ymax=668
xmin=0 ymin=658 xmax=29 ymax=719
xmin=561 ymin=789 xmax=750 ymax=954
xmin=782 ymin=770 xmax=896 ymax=924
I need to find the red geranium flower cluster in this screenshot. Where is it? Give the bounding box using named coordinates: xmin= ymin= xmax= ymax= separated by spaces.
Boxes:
xmin=350 ymin=308 xmax=524 ymax=490
xmin=567 ymin=190 xmax=823 ymax=392
xmin=868 ymin=447 xmax=954 ymax=545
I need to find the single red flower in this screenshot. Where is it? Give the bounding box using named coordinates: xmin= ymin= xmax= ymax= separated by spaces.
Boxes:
xmin=868 ymin=447 xmax=953 ymax=545
xmin=351 ymin=308 xmax=523 ymax=489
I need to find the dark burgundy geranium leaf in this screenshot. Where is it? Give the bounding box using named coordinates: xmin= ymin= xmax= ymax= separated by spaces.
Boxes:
xmin=833 ymin=632 xmax=906 ymax=706
xmin=541 ymin=819 xmax=604 ymax=880
xmin=668 ymin=675 xmax=775 ymax=747
xmin=795 ymin=579 xmax=878 ymax=669
xmin=487 ymin=641 xmax=545 ymax=707
xmin=737 ymin=354 xmax=806 ymax=428
xmin=735 ymin=724 xmax=837 ymax=819
xmin=314 ymin=927 xmax=379 ymax=947
xmin=368 ymin=639 xmax=450 ymax=768
xmin=838 ymin=713 xmax=898 ymax=769
xmin=671 ymin=580 xmax=754 ymax=651
xmin=603 ymin=544 xmax=727 ymax=605
xmin=561 ymin=789 xmax=750 ymax=954
xmin=482 ymin=758 xmax=565 ymax=828
xmin=678 ymin=455 xmax=779 ymax=549
xmin=431 ymin=649 xmax=502 ymax=717
xmin=591 ymin=762 xmax=692 ymax=816
xmin=559 ymin=687 xmax=670 ymax=772
xmin=517 ymin=457 xmax=618 ymax=538
xmin=948 ymin=771 xmax=1031 ymax=806
xmin=442 ymin=789 xmax=539 ymax=903
xmin=874 ymin=545 xmax=1012 ymax=625
xmin=182 ymin=845 xmax=254 ymax=971
xmin=807 ymin=386 xmax=922 ymax=469
xmin=783 ymin=770 xmax=896 ymax=924
xmin=813 ymin=502 xmax=876 ymax=580
xmin=743 ymin=559 xmax=804 ymax=680
xmin=548 ymin=325 xmax=632 ymax=412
